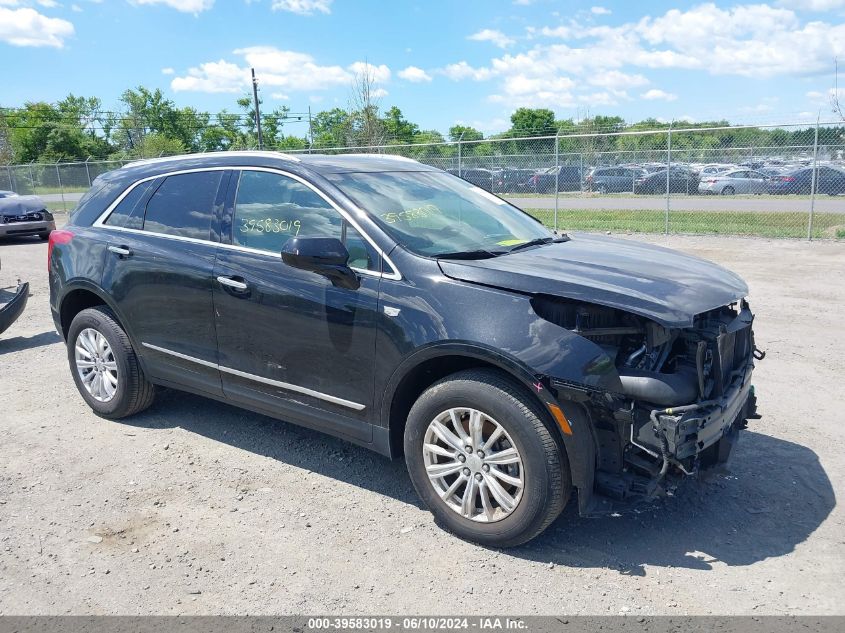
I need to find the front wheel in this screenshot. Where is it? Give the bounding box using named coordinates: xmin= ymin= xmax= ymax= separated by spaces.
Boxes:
xmin=67 ymin=306 xmax=155 ymax=419
xmin=404 ymin=369 xmax=570 ymax=547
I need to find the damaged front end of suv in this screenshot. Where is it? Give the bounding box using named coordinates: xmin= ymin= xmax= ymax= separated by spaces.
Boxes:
xmin=534 ymin=294 xmax=763 ymax=512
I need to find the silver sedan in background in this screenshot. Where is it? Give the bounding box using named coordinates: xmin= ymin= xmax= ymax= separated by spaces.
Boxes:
xmin=698 ymin=169 xmax=770 ymax=195
xmin=0 ymin=193 xmax=56 ymax=240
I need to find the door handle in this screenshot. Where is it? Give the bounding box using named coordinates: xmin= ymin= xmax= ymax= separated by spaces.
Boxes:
xmin=108 ymin=245 xmax=132 ymax=257
xmin=216 ymin=276 xmax=249 ymax=291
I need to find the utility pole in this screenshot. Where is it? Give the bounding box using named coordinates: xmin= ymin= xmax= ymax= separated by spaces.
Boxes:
xmin=251 ymin=68 xmax=264 ymax=150
xmin=308 ymin=106 xmax=314 ymax=152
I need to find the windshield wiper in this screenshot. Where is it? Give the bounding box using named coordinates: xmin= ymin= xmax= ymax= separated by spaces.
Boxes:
xmin=507 ymin=236 xmax=568 ymax=253
xmin=434 ymin=249 xmax=505 ymax=260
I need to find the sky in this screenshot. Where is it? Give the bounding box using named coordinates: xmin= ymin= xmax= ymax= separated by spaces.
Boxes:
xmin=2 ymin=0 xmax=845 ymax=137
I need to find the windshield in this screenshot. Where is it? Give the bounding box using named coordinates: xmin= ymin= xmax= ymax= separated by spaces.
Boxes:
xmin=325 ymin=170 xmax=553 ymax=257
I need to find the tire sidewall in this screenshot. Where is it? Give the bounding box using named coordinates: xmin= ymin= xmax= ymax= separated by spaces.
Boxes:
xmin=404 ymin=379 xmax=558 ymax=546
xmin=67 ymin=308 xmax=134 ymax=417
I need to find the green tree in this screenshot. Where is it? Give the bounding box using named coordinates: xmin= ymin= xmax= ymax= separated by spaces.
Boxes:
xmin=448 ymin=125 xmax=483 ymax=142
xmin=508 ymin=108 xmax=556 ymax=136
xmin=382 ymin=106 xmax=419 ymax=144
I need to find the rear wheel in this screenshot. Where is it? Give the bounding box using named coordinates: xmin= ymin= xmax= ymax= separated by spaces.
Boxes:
xmin=596 ymin=184 xmax=608 ymax=194
xmin=38 ymin=232 xmax=50 ymax=241
xmin=67 ymin=306 xmax=155 ymax=419
xmin=721 ymin=186 xmax=735 ymax=195
xmin=404 ymin=369 xmax=570 ymax=547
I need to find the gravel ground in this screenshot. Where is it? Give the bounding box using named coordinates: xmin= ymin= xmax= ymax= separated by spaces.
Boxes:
xmin=0 ymin=231 xmax=843 ymax=615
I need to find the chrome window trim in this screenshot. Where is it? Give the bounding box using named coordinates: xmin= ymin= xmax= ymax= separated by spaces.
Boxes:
xmin=141 ymin=342 xmax=365 ymax=411
xmin=93 ymin=165 xmax=401 ymax=281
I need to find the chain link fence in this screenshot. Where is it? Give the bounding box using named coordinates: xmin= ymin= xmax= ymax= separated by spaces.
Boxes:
xmin=3 ymin=122 xmax=844 ymax=239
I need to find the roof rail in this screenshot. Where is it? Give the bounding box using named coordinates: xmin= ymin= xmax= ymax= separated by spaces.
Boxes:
xmin=340 ymin=153 xmax=420 ymax=163
xmin=122 ymin=150 xmax=301 ymax=169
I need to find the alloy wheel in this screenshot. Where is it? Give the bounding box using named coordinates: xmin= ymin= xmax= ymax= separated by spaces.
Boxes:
xmin=422 ymin=407 xmax=524 ymax=523
xmin=74 ymin=328 xmax=119 ymax=402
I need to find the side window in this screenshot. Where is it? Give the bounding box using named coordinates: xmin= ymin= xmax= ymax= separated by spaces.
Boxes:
xmin=233 ymin=170 xmax=379 ymax=271
xmin=104 ymin=180 xmax=155 ymax=229
xmin=142 ymin=171 xmax=222 ymax=240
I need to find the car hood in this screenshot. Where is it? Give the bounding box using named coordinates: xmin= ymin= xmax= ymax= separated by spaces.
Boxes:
xmin=437 ymin=233 xmax=748 ymax=328
xmin=0 ymin=195 xmax=46 ymax=215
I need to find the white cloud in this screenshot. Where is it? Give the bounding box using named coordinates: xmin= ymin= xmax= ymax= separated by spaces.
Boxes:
xmin=161 ymin=66 xmax=174 ymax=75
xmin=271 ymin=0 xmax=331 ymax=15
xmin=438 ymin=2 xmax=845 ymax=109
xmin=397 ymin=66 xmax=432 ymax=82
xmin=591 ymin=6 xmax=611 ymax=15
xmin=468 ymin=28 xmax=515 ymax=48
xmin=171 ymin=59 xmax=247 ymax=93
xmin=171 ymin=47 xmax=389 ymax=94
xmin=348 ymin=61 xmax=391 ymax=83
xmin=440 ymin=61 xmax=493 ymax=81
xmin=271 ymin=92 xmax=289 ymax=100
xmin=134 ymin=0 xmax=214 ymax=13
xmin=0 ymin=6 xmax=74 ymax=47
xmin=777 ymin=0 xmax=845 ymax=10
xmin=641 ymin=88 xmax=677 ymax=101
xmin=538 ymin=25 xmax=573 ymax=38
xmin=588 ymin=69 xmax=649 ymax=89
xmin=370 ymin=87 xmax=388 ymax=98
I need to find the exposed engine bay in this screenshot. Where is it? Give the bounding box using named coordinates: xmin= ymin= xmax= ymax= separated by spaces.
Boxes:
xmin=532 ymin=295 xmax=763 ymax=504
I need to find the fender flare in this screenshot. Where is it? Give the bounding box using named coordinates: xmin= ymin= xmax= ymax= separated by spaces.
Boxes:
xmin=57 ymin=280 xmax=150 ymax=372
xmin=379 ymin=341 xmax=596 ymax=509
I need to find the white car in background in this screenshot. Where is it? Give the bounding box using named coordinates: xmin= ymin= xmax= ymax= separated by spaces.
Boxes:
xmin=698 ymin=169 xmax=770 ymax=195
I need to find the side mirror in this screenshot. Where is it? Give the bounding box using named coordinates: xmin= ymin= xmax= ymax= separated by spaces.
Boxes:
xmin=281 ymin=237 xmax=359 ymax=290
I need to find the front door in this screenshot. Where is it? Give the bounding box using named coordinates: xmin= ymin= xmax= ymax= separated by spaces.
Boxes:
xmin=212 ymin=169 xmax=382 ymax=442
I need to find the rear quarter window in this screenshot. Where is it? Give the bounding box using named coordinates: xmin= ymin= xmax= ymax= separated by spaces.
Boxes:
xmin=142 ymin=171 xmax=223 ymax=240
xmin=103 ymin=181 xmax=156 ymax=230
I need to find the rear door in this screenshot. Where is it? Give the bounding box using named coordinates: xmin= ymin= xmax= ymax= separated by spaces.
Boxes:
xmin=212 ymin=168 xmax=382 ymax=441
xmin=99 ymin=169 xmax=229 ymax=396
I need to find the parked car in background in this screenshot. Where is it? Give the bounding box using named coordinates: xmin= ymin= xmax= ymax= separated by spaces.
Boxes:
xmin=766 ymin=166 xmax=845 ymax=195
xmin=698 ymin=169 xmax=770 ymax=195
xmin=0 ymin=194 xmax=56 ymax=240
xmin=0 ymin=190 xmax=20 ymax=199
xmin=526 ymin=165 xmax=582 ymax=193
xmin=585 ymin=166 xmax=647 ymax=193
xmin=447 ymin=168 xmax=493 ymax=192
xmin=492 ymin=168 xmax=534 ymax=194
xmin=697 ymin=164 xmax=735 ymax=177
xmin=633 ymin=167 xmax=700 ymax=194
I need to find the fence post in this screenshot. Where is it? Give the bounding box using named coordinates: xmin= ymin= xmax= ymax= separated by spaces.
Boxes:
xmin=457 ymin=132 xmax=464 ymax=177
xmin=554 ymin=129 xmax=561 ymax=233
xmin=55 ymin=160 xmax=67 ymax=213
xmin=28 ymin=160 xmax=35 ymax=192
xmin=84 ymin=156 xmax=92 ymax=187
xmin=5 ymin=164 xmax=12 ymax=192
xmin=808 ymin=115 xmax=820 ymax=241
xmin=665 ymin=122 xmax=673 ymax=235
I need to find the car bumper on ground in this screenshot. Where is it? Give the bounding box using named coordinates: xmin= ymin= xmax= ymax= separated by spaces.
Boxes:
xmin=0 ymin=280 xmax=29 ymax=335
xmin=0 ymin=220 xmax=56 ymax=238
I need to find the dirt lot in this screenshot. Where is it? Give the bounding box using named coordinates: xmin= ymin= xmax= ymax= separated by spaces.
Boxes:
xmin=0 ymin=230 xmax=843 ymax=615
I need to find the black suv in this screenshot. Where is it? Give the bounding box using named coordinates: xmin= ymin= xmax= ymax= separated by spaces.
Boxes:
xmin=49 ymin=152 xmax=761 ymax=546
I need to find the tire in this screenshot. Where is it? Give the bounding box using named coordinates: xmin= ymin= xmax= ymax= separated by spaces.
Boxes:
xmin=38 ymin=232 xmax=50 ymax=241
xmin=404 ymin=369 xmax=570 ymax=547
xmin=596 ymin=184 xmax=608 ymax=194
xmin=721 ymin=186 xmax=735 ymax=195
xmin=67 ymin=305 xmax=155 ymax=419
